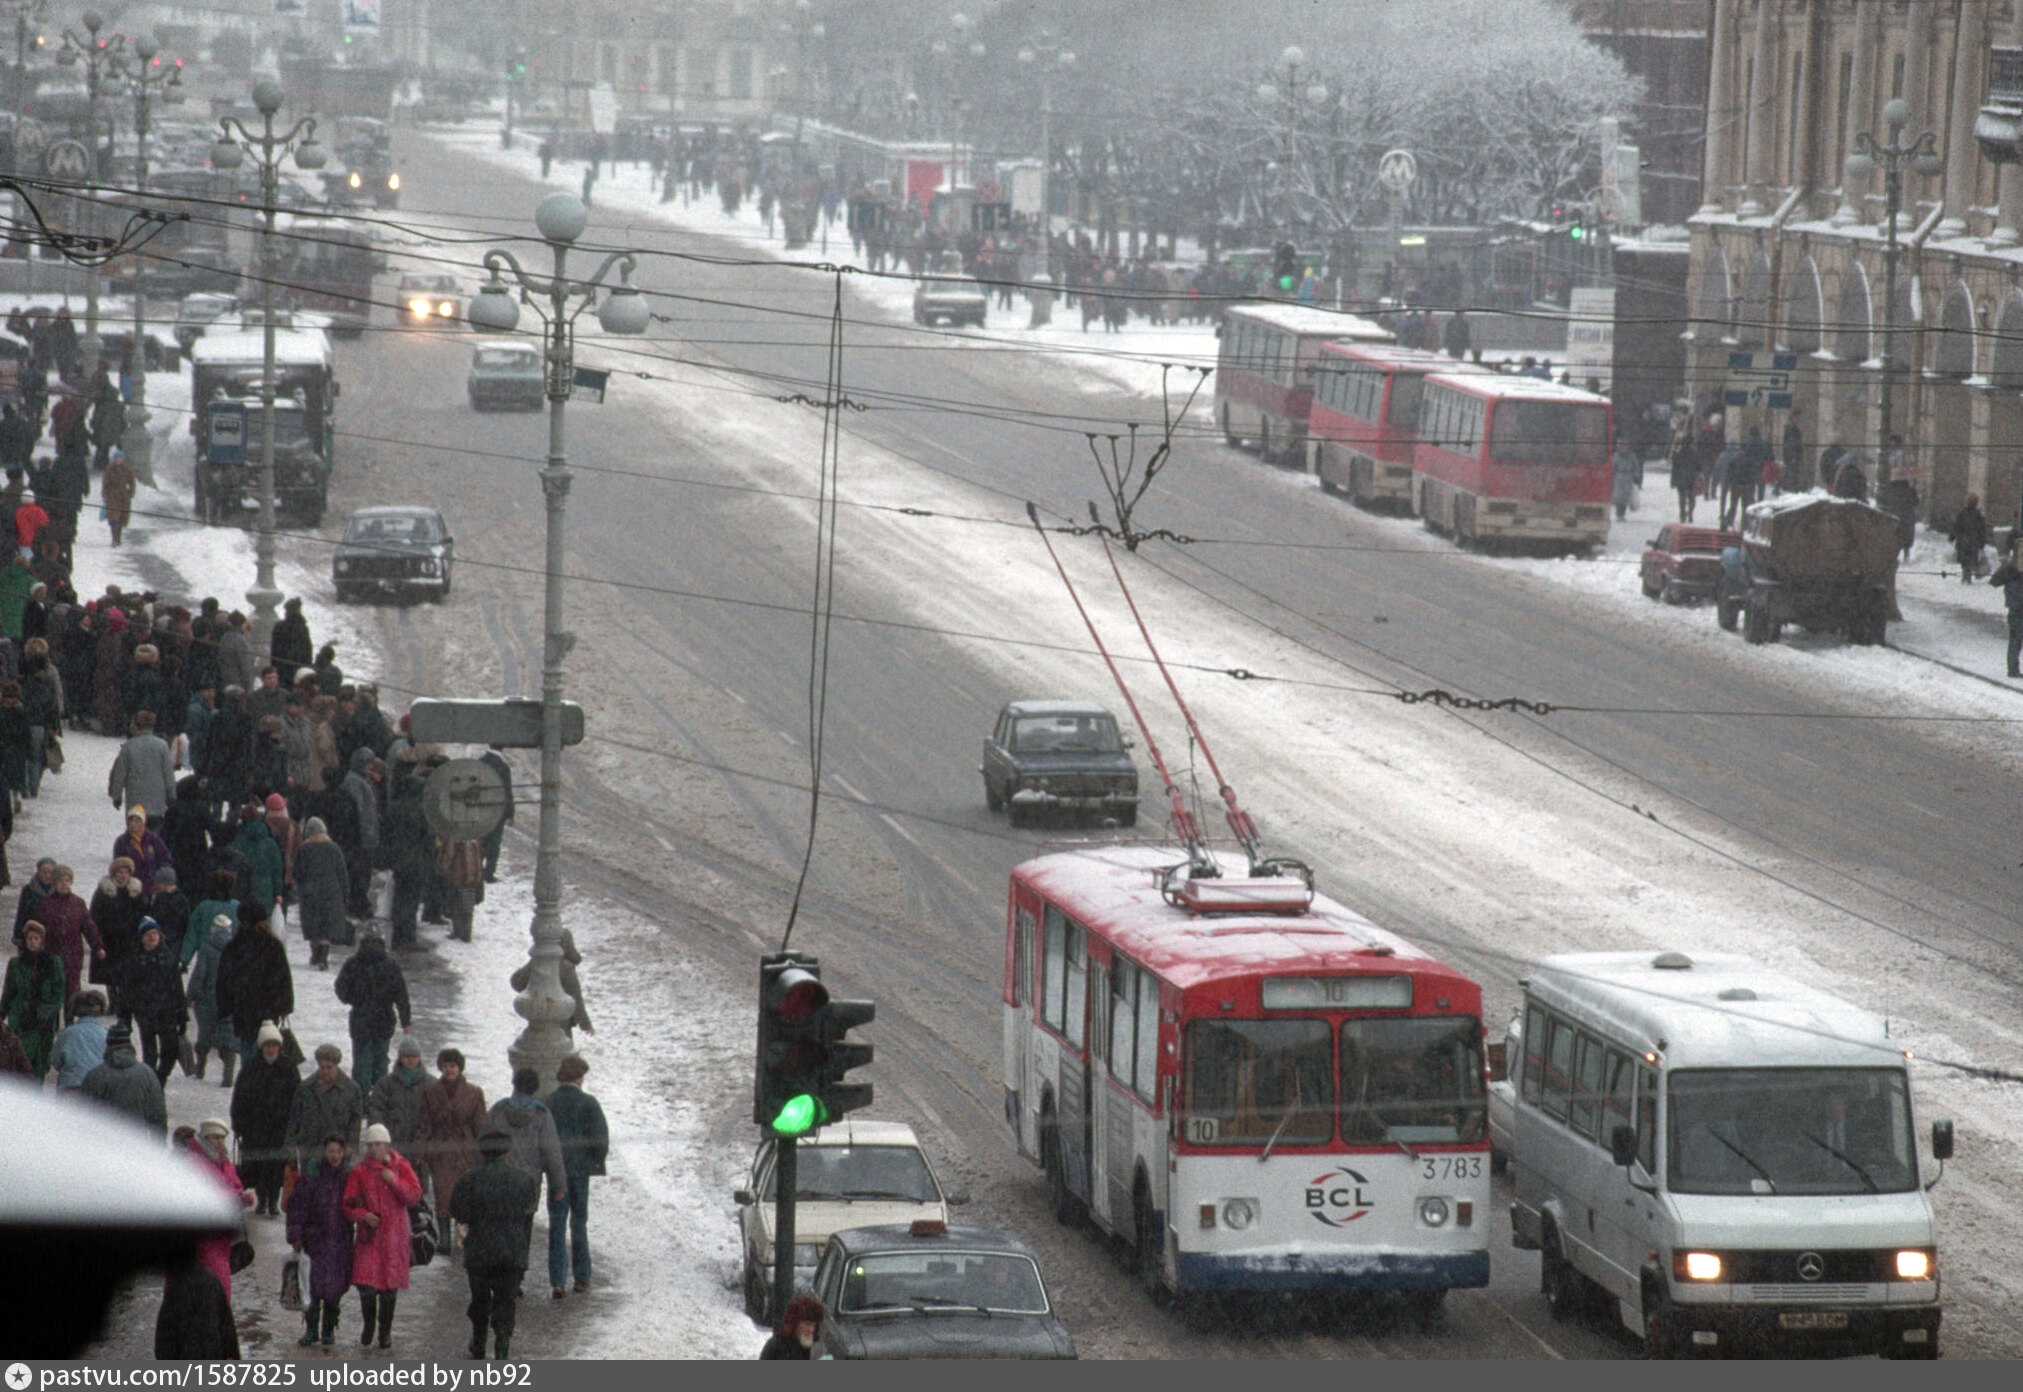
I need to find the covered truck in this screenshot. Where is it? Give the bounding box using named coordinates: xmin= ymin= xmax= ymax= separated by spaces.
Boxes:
xmin=1717 ymin=494 xmax=1901 ymax=646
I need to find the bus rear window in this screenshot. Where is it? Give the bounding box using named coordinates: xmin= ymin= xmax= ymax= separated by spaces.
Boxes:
xmin=1385 ymin=374 xmax=1425 ymax=430
xmin=1340 ymin=1017 xmax=1486 ymax=1145
xmin=1488 ymin=401 xmax=1608 ymax=466
xmin=1182 ymin=1020 xmax=1332 ymax=1146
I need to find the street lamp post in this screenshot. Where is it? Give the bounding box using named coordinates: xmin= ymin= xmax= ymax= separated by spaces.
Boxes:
xmin=117 ymin=36 xmax=183 ymax=488
xmin=1845 ymin=98 xmax=1943 ymax=485
xmin=209 ymin=81 xmax=326 ymax=656
xmin=2 ymin=0 xmax=46 ymax=113
xmin=466 ymin=194 xmax=650 ymax=1093
xmin=1016 ymin=34 xmax=1073 ymax=256
xmin=1256 ymin=45 xmax=1331 ymax=246
xmin=56 ymin=8 xmax=125 ymax=384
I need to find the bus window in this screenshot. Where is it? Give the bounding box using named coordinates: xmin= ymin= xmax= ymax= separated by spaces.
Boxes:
xmin=1133 ymin=975 xmax=1159 ymax=1103
xmin=1603 ymin=1049 xmax=1635 ymax=1139
xmin=1182 ymin=1019 xmax=1332 ymax=1145
xmin=1519 ymin=1005 xmax=1548 ymax=1105
xmin=1541 ymin=1016 xmax=1576 ymax=1121
xmin=1340 ymin=1016 xmax=1486 ymax=1145
xmin=1568 ymin=1032 xmax=1606 ymax=1139
xmin=1636 ymin=1067 xmax=1658 ymax=1173
xmin=1109 ymin=961 xmax=1136 ymax=1083
xmin=1041 ymin=905 xmax=1077 ymax=1038
xmin=1014 ymin=909 xmax=1036 ymax=1007
xmin=1385 ymin=373 xmax=1425 ymax=430
xmin=1063 ymin=920 xmax=1086 ymax=1049
xmin=1488 ymin=400 xmax=1608 ymax=466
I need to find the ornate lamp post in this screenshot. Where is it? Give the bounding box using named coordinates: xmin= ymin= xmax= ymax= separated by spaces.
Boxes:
xmin=209 ymin=81 xmax=326 ymax=655
xmin=116 ymin=36 xmax=182 ymax=486
xmin=1256 ymin=45 xmax=1330 ymax=240
xmin=1845 ymin=98 xmax=1943 ymax=484
xmin=466 ymin=193 xmax=651 ymax=1092
xmin=2 ymin=0 xmax=46 ymax=112
xmin=55 ymin=8 xmax=124 ymax=383
xmin=1016 ymin=32 xmax=1074 ymax=246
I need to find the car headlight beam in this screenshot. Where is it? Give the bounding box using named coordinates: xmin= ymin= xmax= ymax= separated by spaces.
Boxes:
xmin=1679 ymin=1251 xmax=1723 ymax=1282
xmin=1896 ymin=1249 xmax=1932 ymax=1280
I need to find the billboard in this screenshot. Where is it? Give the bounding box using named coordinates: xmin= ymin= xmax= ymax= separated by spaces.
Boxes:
xmin=343 ymin=0 xmax=381 ymax=32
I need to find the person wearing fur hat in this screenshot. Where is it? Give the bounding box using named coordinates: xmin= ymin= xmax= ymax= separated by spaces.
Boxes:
xmin=414 ymin=1048 xmax=486 ymax=1255
xmin=760 ymin=1294 xmax=826 ymax=1359
xmin=80 ymin=1019 xmax=166 ymax=1134
xmin=112 ymin=918 xmax=186 ymax=1085
xmin=90 ymin=854 xmax=148 ymax=970
xmin=449 ymin=1126 xmax=540 ymax=1360
xmin=366 ymin=1036 xmax=432 ymax=1168
xmin=123 ymin=644 xmax=166 ymax=734
xmin=112 ymin=806 xmax=172 ymax=889
xmin=233 ymin=1021 xmax=302 ymax=1215
xmin=344 ymin=1122 xmax=423 ymax=1351
xmin=288 ymin=1042 xmax=365 ymax=1171
xmin=35 ymin=866 xmax=102 ymax=1011
xmin=92 ymin=605 xmax=130 ymax=734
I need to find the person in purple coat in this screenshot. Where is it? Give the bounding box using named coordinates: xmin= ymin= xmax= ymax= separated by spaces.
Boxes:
xmin=285 ymin=1135 xmax=356 ymax=1348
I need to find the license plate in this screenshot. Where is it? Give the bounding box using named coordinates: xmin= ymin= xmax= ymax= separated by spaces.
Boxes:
xmin=1778 ymin=1312 xmax=1849 ymax=1331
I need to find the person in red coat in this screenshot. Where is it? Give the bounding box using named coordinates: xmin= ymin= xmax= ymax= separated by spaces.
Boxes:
xmin=35 ymin=866 xmax=103 ymax=1011
xmin=343 ymin=1122 xmax=422 ymax=1351
xmin=188 ymin=1118 xmax=256 ymax=1300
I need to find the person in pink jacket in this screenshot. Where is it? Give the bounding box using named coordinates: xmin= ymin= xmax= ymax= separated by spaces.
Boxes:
xmin=188 ymin=1118 xmax=255 ymax=1300
xmin=342 ymin=1122 xmax=423 ymax=1351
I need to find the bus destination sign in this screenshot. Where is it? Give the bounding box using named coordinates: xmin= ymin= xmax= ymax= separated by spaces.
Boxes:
xmin=1261 ymin=975 xmax=1413 ymax=1010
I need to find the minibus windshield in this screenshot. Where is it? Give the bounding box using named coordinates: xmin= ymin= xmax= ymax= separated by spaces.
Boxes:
xmin=1668 ymin=1068 xmax=1916 ymax=1195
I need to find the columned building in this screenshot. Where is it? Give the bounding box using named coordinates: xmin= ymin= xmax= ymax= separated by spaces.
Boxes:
xmin=1692 ymin=0 xmax=2023 ymax=528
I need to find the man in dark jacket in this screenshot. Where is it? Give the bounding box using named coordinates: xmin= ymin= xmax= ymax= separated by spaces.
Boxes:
xmin=146 ymin=866 xmax=194 ymax=965
xmin=1992 ymin=544 xmax=2023 ymax=679
xmin=112 ymin=919 xmax=186 ymax=1085
xmin=449 ymin=1127 xmax=541 ymax=1361
xmin=80 ymin=1020 xmax=167 ymax=1135
xmin=381 ymin=760 xmax=431 ymax=949
xmin=1950 ymin=493 xmax=1990 ymax=584
xmin=155 ymin=1256 xmax=241 ymax=1359
xmin=546 ymin=1054 xmax=608 ymax=1296
xmin=233 ymin=1022 xmax=302 ymax=1215
xmin=270 ymin=598 xmax=312 ymax=686
xmin=479 ymin=746 xmax=514 ymax=883
xmin=213 ymin=908 xmax=291 ymax=1077
xmin=334 ymin=931 xmax=410 ymax=1089
xmin=340 ymin=749 xmax=381 ymax=918
xmin=286 ymin=1042 xmax=365 ymax=1171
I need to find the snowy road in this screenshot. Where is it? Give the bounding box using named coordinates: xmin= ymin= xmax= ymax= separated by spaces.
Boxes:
xmin=221 ymin=125 xmax=2023 ymax=1359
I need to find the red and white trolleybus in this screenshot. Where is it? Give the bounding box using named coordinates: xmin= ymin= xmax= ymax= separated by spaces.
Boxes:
xmin=1412 ymin=373 xmax=1613 ymax=548
xmin=1215 ymin=303 xmax=1391 ymax=466
xmin=1309 ymin=343 xmax=1490 ymax=511
xmin=1002 ymin=845 xmax=1491 ymax=1307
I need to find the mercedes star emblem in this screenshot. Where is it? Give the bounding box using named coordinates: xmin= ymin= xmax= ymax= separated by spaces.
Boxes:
xmin=1796 ymin=1252 xmax=1825 ymax=1281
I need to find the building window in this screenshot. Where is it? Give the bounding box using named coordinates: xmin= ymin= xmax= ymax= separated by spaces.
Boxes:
xmin=1787 ymin=53 xmax=1803 ymax=185
xmin=1891 ymin=51 xmax=1904 ymax=101
xmin=730 ymin=47 xmax=754 ymax=100
xmin=1836 ymin=51 xmax=1854 ymax=176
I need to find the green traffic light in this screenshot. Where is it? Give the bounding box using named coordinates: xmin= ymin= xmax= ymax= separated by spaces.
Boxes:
xmin=772 ymin=1094 xmax=824 ymax=1136
xmin=1569 ymin=226 xmax=1585 ymax=241
xmin=1278 ymin=274 xmax=1296 ymax=291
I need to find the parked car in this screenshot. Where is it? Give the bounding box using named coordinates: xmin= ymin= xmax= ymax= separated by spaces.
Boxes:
xmin=1639 ymin=524 xmax=1741 ymax=605
xmin=397 ymin=272 xmax=462 ymax=325
xmin=332 ymin=505 xmax=453 ymax=603
xmin=733 ymin=1119 xmax=954 ymax=1326
xmin=912 ymin=250 xmax=987 ymax=328
xmin=981 ymin=700 xmax=1138 ymax=827
xmin=173 ymin=293 xmax=241 ymax=350
xmin=809 ymin=1221 xmax=1076 ymax=1360
xmin=467 ymin=340 xmax=544 ymax=411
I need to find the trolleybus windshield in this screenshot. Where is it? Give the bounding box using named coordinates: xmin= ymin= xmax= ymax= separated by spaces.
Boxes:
xmin=1340 ymin=1016 xmax=1486 ymax=1144
xmin=1667 ymin=1067 xmax=1916 ymax=1196
xmin=1487 ymin=400 xmax=1609 ymax=466
xmin=1183 ymin=1019 xmax=1333 ymax=1145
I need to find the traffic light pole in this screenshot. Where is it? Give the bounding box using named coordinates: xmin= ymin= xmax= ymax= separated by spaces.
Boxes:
xmin=772 ymin=1135 xmax=798 ymax=1322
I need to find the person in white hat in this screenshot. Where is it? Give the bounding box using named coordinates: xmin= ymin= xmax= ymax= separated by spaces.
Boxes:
xmin=342 ymin=1121 xmax=422 ymax=1350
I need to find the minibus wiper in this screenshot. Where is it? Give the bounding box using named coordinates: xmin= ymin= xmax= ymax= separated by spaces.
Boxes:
xmin=1702 ymin=1126 xmax=1776 ymax=1192
xmin=1803 ymin=1133 xmax=1879 ymax=1193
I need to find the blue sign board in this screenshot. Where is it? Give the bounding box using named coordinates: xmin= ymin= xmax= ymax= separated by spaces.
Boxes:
xmin=207 ymin=401 xmax=247 ymax=465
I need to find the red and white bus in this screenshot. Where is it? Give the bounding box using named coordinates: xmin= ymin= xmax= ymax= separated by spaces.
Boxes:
xmin=1309 ymin=343 xmax=1490 ymax=511
xmin=1412 ymin=374 xmax=1613 ymax=548
xmin=1002 ymin=845 xmax=1491 ymax=1307
xmin=1215 ymin=303 xmax=1391 ymax=466
xmin=277 ymin=217 xmax=377 ymax=338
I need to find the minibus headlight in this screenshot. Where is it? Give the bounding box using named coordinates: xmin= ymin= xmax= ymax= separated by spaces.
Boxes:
xmin=1678 ymin=1251 xmax=1723 ymax=1282
xmin=1221 ymin=1199 xmax=1257 ymax=1231
xmin=1417 ymin=1197 xmax=1450 ymax=1228
xmin=1895 ymin=1249 xmax=1932 ymax=1280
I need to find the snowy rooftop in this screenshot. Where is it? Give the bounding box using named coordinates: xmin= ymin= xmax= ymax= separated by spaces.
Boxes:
xmin=1319 ymin=341 xmax=1491 ymax=374
xmin=1425 ymin=371 xmax=1609 ymax=403
xmin=190 ymin=327 xmax=333 ymax=367
xmin=1223 ymin=301 xmax=1393 ymax=341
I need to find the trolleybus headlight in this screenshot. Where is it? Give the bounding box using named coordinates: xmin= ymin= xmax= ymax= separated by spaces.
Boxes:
xmin=1895 ymin=1249 xmax=1932 ymax=1280
xmin=1417 ymin=1196 xmax=1450 ymax=1228
xmin=1221 ymin=1199 xmax=1257 ymax=1231
xmin=1678 ymin=1251 xmax=1723 ymax=1282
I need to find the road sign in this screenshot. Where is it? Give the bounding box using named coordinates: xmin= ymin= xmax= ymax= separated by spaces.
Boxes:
xmin=43 ymin=140 xmax=89 ymax=181
xmin=408 ymin=697 xmax=585 ymax=749
xmin=206 ymin=401 xmax=247 ymax=464
xmin=571 ymin=366 xmax=608 ymax=403
xmin=422 ymin=758 xmax=511 ymax=841
xmin=1723 ymin=351 xmax=1796 ymax=410
xmin=1377 ymin=148 xmax=1417 ymax=194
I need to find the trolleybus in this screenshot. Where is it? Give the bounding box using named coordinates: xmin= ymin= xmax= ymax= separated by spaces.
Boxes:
xmin=277 ymin=218 xmax=377 ymax=337
xmin=1215 ymin=303 xmax=1391 ymax=466
xmin=1412 ymin=373 xmax=1613 ymax=549
xmin=1003 ymin=844 xmax=1490 ymax=1314
xmin=1310 ymin=343 xmax=1489 ymax=510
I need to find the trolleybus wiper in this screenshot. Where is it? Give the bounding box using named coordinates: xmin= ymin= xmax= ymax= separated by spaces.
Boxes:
xmin=1259 ymin=1102 xmax=1300 ymax=1163
xmin=1802 ymin=1132 xmax=1879 ymax=1192
xmin=1702 ymin=1126 xmax=1777 ymax=1192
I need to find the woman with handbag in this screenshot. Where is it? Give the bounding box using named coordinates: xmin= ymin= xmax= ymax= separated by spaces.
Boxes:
xmin=286 ymin=1135 xmax=355 ymax=1348
xmin=187 ymin=1118 xmax=257 ymax=1300
xmin=343 ymin=1123 xmax=422 ymax=1351
xmin=1 ymin=920 xmax=65 ymax=1076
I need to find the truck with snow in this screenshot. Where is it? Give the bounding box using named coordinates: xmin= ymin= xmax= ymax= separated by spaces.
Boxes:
xmin=1716 ymin=494 xmax=1901 ymax=646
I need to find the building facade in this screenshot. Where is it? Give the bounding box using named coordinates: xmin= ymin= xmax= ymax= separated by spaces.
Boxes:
xmin=1571 ymin=0 xmax=1716 ymax=226
xmin=1692 ymin=0 xmax=2023 ymax=528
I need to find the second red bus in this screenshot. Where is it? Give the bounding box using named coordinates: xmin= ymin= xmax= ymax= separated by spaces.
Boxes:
xmin=1413 ymin=374 xmax=1613 ymax=549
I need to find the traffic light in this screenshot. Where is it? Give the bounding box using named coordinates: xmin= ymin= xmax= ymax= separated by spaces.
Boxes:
xmin=1273 ymin=241 xmax=1298 ymax=292
xmin=1569 ymin=213 xmax=1586 ymax=242
xmin=754 ymin=954 xmax=876 ymax=1135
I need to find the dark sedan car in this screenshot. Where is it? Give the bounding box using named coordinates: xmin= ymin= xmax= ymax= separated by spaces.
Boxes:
xmin=1640 ymin=523 xmax=1742 ymax=604
xmin=982 ymin=700 xmax=1138 ymax=827
xmin=809 ymin=1221 xmax=1075 ymax=1360
xmin=332 ymin=506 xmax=453 ymax=604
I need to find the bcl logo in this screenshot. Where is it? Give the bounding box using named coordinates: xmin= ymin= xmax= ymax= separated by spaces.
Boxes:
xmin=1305 ymin=1168 xmax=1374 ymax=1226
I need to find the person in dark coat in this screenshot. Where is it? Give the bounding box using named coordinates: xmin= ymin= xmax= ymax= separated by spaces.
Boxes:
xmin=203 ymin=685 xmax=254 ymax=818
xmin=1950 ymin=493 xmax=1990 ymax=583
xmin=449 ymin=1126 xmax=541 ymax=1361
xmin=1831 ymin=453 xmax=1870 ymax=501
xmin=381 ymin=761 xmax=431 ymax=949
xmin=287 ymin=1042 xmax=366 ymax=1171
xmin=334 ymin=932 xmax=409 ymax=1090
xmin=232 ymin=1021 xmax=301 ymax=1215
xmin=162 ymin=775 xmax=215 ymax=889
xmin=111 ymin=919 xmax=186 ymax=1085
xmin=759 ymin=1295 xmax=826 ymax=1360
xmin=478 ymin=746 xmax=514 ymax=883
xmin=90 ymin=856 xmax=149 ymax=973
xmin=286 ymin=1135 xmax=355 ymax=1347
xmin=1 ymin=920 xmax=65 ymax=1076
xmin=294 ymin=816 xmax=348 ymax=968
xmin=154 ymin=1256 xmax=241 ymax=1360
xmin=80 ymin=1020 xmax=167 ymax=1135
xmin=214 ymin=907 xmax=292 ymax=1073
xmin=366 ymin=1035 xmax=431 ymax=1168
xmin=230 ymin=809 xmax=285 ymax=921
xmin=415 ymin=1048 xmax=486 ymax=1256
xmin=1991 ymin=543 xmax=2023 ymax=679
xmin=546 ymin=1054 xmax=608 ymax=1295
xmin=13 ymin=856 xmax=57 ymax=946
xmin=146 ymin=866 xmax=193 ymax=965
xmin=270 ymin=598 xmax=312 ymax=687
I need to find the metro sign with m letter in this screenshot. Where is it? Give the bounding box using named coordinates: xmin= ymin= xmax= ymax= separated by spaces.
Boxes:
xmin=1306 ymin=1168 xmax=1375 ymax=1226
